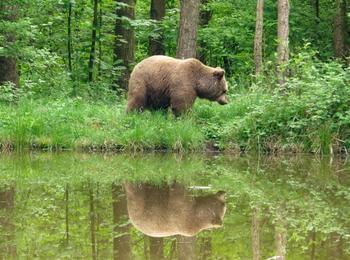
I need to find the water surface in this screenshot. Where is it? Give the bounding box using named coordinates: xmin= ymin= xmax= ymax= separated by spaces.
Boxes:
xmin=0 ymin=153 xmax=349 ymax=259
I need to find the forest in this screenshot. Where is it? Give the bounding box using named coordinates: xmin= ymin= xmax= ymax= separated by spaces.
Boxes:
xmin=0 ymin=0 xmax=349 ymax=153
xmin=1 ymin=1 xmax=350 ymax=259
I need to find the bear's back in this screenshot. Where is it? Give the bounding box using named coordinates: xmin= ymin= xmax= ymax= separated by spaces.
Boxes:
xmin=125 ymin=183 xmax=226 ymax=237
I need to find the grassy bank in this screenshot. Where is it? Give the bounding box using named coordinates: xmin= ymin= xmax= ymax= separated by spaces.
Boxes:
xmin=0 ymin=56 xmax=349 ymax=154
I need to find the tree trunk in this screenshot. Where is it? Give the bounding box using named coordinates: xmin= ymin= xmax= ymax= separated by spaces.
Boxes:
xmin=277 ymin=0 xmax=290 ymax=87
xmin=177 ymin=236 xmax=196 ymax=260
xmin=149 ymin=237 xmax=164 ymax=260
xmin=114 ymin=0 xmax=136 ymax=91
xmin=65 ymin=184 xmax=70 ymax=245
xmin=197 ymin=0 xmax=212 ymax=62
xmin=176 ymin=0 xmax=201 ymax=59
xmin=254 ymin=0 xmax=264 ymax=75
xmin=112 ymin=184 xmax=132 ymax=260
xmin=199 ymin=236 xmax=212 ymax=259
xmin=0 ymin=1 xmax=19 ymax=88
xmin=98 ymin=0 xmax=103 ymax=77
xmin=251 ymin=207 xmax=260 ymax=260
xmin=0 ymin=186 xmax=16 ymax=258
xmin=314 ymin=0 xmax=320 ymax=22
xmin=88 ymin=0 xmax=99 ymax=82
xmin=89 ymin=185 xmax=97 ymax=260
xmin=148 ymin=0 xmax=166 ymax=56
xmin=274 ymin=217 xmax=287 ymax=260
xmin=67 ymin=1 xmax=73 ymax=75
xmin=310 ymin=229 xmax=316 ymax=260
xmin=333 ymin=0 xmax=348 ymax=59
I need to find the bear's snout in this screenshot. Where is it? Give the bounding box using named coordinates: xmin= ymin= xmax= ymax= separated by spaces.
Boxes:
xmin=217 ymin=95 xmax=228 ymax=105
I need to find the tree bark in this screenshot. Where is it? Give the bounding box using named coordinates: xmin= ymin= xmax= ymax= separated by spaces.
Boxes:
xmin=149 ymin=237 xmax=164 ymax=260
xmin=333 ymin=0 xmax=348 ymax=59
xmin=98 ymin=0 xmax=103 ymax=77
xmin=88 ymin=0 xmax=99 ymax=82
xmin=65 ymin=184 xmax=70 ymax=245
xmin=89 ymin=185 xmax=97 ymax=260
xmin=176 ymin=0 xmax=201 ymax=59
xmin=199 ymin=236 xmax=212 ymax=259
xmin=114 ymin=0 xmax=136 ymax=91
xmin=67 ymin=1 xmax=73 ymax=75
xmin=314 ymin=0 xmax=320 ymax=22
xmin=197 ymin=0 xmax=212 ymax=62
xmin=177 ymin=236 xmax=196 ymax=260
xmin=254 ymin=0 xmax=264 ymax=75
xmin=251 ymin=207 xmax=260 ymax=260
xmin=112 ymin=184 xmax=132 ymax=260
xmin=148 ymin=0 xmax=166 ymax=56
xmin=0 ymin=186 xmax=16 ymax=258
xmin=0 ymin=1 xmax=19 ymax=88
xmin=277 ymin=0 xmax=290 ymax=87
xmin=274 ymin=215 xmax=287 ymax=260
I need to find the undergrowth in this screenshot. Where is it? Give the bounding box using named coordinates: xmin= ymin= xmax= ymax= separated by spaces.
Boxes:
xmin=0 ymin=52 xmax=349 ymax=154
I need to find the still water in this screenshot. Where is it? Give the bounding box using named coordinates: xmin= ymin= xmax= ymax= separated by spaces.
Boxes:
xmin=0 ymin=153 xmax=349 ymax=259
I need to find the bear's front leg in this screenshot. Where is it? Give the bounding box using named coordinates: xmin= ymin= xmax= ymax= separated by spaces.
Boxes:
xmin=170 ymin=89 xmax=196 ymax=116
xmin=126 ymin=88 xmax=147 ymax=113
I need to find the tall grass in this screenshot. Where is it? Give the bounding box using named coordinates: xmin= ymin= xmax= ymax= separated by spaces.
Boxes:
xmin=0 ymin=99 xmax=205 ymax=152
xmin=0 ymin=52 xmax=349 ymax=153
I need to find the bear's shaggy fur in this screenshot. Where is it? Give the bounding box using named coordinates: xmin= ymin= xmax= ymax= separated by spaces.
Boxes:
xmin=126 ymin=55 xmax=229 ymax=115
xmin=124 ymin=182 xmax=226 ymax=237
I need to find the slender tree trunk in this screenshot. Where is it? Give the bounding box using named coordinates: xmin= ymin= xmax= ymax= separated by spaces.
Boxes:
xmin=148 ymin=0 xmax=166 ymax=56
xmin=89 ymin=185 xmax=97 ymax=260
xmin=176 ymin=0 xmax=201 ymax=59
xmin=67 ymin=1 xmax=73 ymax=75
xmin=112 ymin=184 xmax=132 ymax=260
xmin=274 ymin=217 xmax=287 ymax=260
xmin=65 ymin=184 xmax=69 ymax=245
xmin=333 ymin=0 xmax=348 ymax=59
xmin=199 ymin=236 xmax=212 ymax=259
xmin=177 ymin=236 xmax=196 ymax=260
xmin=0 ymin=1 xmax=19 ymax=88
xmin=197 ymin=0 xmax=212 ymax=62
xmin=254 ymin=0 xmax=264 ymax=75
xmin=252 ymin=207 xmax=260 ymax=260
xmin=114 ymin=0 xmax=136 ymax=91
xmin=0 ymin=186 xmax=16 ymax=258
xmin=149 ymin=237 xmax=164 ymax=260
xmin=310 ymin=229 xmax=316 ymax=260
xmin=98 ymin=0 xmax=103 ymax=77
xmin=332 ymin=234 xmax=344 ymax=260
xmin=277 ymin=0 xmax=290 ymax=87
xmin=88 ymin=0 xmax=99 ymax=82
xmin=314 ymin=0 xmax=320 ymax=22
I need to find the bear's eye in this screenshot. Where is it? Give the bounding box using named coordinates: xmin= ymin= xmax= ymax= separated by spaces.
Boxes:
xmin=223 ymin=89 xmax=227 ymax=94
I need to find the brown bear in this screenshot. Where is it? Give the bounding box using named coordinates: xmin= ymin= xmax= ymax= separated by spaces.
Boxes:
xmin=124 ymin=182 xmax=226 ymax=237
xmin=126 ymin=55 xmax=229 ymax=115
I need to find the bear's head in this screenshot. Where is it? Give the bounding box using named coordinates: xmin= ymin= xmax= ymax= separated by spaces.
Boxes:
xmin=196 ymin=67 xmax=229 ymax=105
xmin=194 ymin=191 xmax=226 ymax=229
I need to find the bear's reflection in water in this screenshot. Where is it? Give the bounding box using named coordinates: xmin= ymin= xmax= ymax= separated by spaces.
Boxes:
xmin=124 ymin=182 xmax=226 ymax=237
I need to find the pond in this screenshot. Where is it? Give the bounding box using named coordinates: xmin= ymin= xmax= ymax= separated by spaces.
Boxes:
xmin=0 ymin=153 xmax=349 ymax=259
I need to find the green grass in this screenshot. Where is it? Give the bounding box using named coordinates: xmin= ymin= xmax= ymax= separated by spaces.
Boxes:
xmin=0 ymin=55 xmax=349 ymax=153
xmin=0 ymin=88 xmax=348 ymax=154
xmin=0 ymin=99 xmax=206 ymax=152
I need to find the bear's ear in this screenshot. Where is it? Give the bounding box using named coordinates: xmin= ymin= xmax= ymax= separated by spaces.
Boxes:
xmin=216 ymin=191 xmax=226 ymax=202
xmin=213 ymin=69 xmax=225 ymax=80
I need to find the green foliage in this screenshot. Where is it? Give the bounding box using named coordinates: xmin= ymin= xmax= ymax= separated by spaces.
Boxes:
xmin=0 ymin=99 xmax=204 ymax=152
xmin=204 ymin=50 xmax=350 ymax=154
xmin=0 ymin=154 xmax=350 ymax=258
xmin=0 ymin=0 xmax=349 ymax=152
